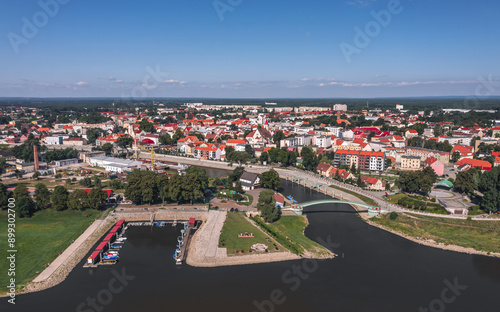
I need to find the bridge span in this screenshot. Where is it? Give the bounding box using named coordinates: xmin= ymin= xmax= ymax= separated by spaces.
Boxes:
xmin=283 ymin=199 xmax=383 ymax=216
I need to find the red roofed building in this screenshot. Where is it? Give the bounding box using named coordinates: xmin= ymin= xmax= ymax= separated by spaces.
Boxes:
xmin=246 ymin=127 xmax=273 ymax=146
xmin=360 ymin=176 xmax=384 ymax=190
xmin=450 ymin=145 xmax=474 ymax=161
xmin=454 ymin=158 xmax=492 ymax=172
xmin=226 ymin=138 xmax=249 ymax=146
xmin=316 ymin=163 xmax=333 ymax=177
xmin=194 ymin=145 xmax=221 ymax=160
xmin=273 ymin=194 xmax=285 ymax=208
xmin=424 ymin=156 xmax=444 ymax=176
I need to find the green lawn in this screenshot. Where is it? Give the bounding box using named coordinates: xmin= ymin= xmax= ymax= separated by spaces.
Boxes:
xmin=328 ymin=184 xmax=377 ymax=206
xmin=266 ymin=216 xmax=331 ymax=257
xmin=0 ymin=209 xmax=101 ymax=293
xmin=245 ymin=194 xmax=253 ymax=206
xmin=219 ymin=212 xmax=279 ymax=255
xmin=372 ymin=213 xmax=500 ymax=254
xmin=385 ymin=193 xmax=447 ymax=214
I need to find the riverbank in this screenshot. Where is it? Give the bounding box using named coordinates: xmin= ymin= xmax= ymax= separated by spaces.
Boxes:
xmin=368 ymin=212 xmax=500 ymax=258
xmin=0 ymin=209 xmax=105 ymax=297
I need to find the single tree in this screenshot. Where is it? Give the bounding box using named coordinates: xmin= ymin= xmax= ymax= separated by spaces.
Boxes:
xmin=34 ymin=183 xmax=51 ymax=210
xmin=51 ymin=186 xmax=69 ymax=211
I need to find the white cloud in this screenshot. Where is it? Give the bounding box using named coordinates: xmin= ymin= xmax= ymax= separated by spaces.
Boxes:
xmin=162 ymin=79 xmax=180 ymax=84
xmin=76 ymin=81 xmax=87 ymax=86
xmin=346 ymin=0 xmax=377 ymax=7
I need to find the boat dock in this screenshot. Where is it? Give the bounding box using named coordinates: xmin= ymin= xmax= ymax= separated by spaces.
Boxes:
xmin=174 ymin=218 xmax=198 ymax=265
xmin=84 ymin=218 xmax=199 ymax=268
xmin=84 ymin=219 xmax=127 ymax=268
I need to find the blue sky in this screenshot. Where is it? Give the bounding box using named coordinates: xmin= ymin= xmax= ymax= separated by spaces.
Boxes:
xmin=1 ymin=0 xmax=500 ymax=98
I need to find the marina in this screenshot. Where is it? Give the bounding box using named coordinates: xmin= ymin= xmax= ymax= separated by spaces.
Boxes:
xmin=84 ymin=218 xmax=198 ymax=268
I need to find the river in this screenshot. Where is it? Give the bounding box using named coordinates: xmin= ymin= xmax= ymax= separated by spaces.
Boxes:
xmin=3 ymin=175 xmax=500 ymax=311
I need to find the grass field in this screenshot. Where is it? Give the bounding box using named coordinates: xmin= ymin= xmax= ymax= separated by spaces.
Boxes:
xmin=0 ymin=209 xmax=101 ymax=292
xmin=385 ymin=193 xmax=447 ymax=214
xmin=218 ymin=212 xmax=279 ymax=255
xmin=372 ymin=213 xmax=500 ymax=254
xmin=328 ymin=184 xmax=377 ymax=206
xmin=266 ymin=216 xmax=331 ymax=257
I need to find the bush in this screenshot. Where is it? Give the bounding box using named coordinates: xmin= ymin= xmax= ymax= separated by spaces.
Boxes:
xmin=430 ymin=198 xmax=436 ymax=202
xmin=389 ymin=212 xmax=398 ymax=220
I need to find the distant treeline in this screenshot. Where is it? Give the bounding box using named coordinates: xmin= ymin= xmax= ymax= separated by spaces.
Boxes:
xmin=0 ymin=96 xmax=499 ymax=110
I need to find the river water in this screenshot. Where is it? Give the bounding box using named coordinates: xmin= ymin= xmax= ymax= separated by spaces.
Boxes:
xmin=4 ymin=175 xmax=500 ymax=312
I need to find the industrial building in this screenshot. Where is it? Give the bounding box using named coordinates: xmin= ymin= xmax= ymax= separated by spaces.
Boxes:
xmin=89 ymin=156 xmax=143 ymax=173
xmin=54 ymin=158 xmax=79 ymax=167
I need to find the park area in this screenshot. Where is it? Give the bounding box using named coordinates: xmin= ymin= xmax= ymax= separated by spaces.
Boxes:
xmin=0 ymin=209 xmax=101 ymax=293
xmin=218 ymin=212 xmax=280 ymax=255
xmin=219 ymin=211 xmax=333 ymax=257
xmin=263 ymin=216 xmax=333 ymax=257
xmin=384 ymin=193 xmax=447 ymax=214
xmin=373 ymin=212 xmax=500 ymax=254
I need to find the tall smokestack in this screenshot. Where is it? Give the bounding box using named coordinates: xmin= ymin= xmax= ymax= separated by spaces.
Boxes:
xmin=33 ymin=145 xmax=39 ymax=171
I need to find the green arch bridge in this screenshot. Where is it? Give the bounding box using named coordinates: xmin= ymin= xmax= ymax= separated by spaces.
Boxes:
xmin=284 ymin=200 xmax=382 ymax=216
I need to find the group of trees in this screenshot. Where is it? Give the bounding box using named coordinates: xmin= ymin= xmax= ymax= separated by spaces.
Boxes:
xmin=86 ymin=128 xmax=105 ymax=145
xmin=0 ymin=182 xmax=107 ymax=218
xmin=125 ymin=167 xmax=208 ymax=205
xmin=92 ymin=143 xmax=114 ymax=156
xmin=301 ymin=146 xmax=319 ymax=171
xmin=211 ymin=166 xmax=245 ymax=191
xmin=455 ymin=167 xmax=500 ymax=213
xmin=264 ymin=148 xmax=297 ymax=167
xmin=43 ymin=148 xmax=78 ymax=162
xmin=12 ymin=136 xmax=46 ymax=162
xmin=397 ymin=167 xmax=438 ymax=195
xmin=257 ymin=189 xmax=280 ymax=223
xmin=260 ymin=169 xmax=280 ymax=190
xmin=407 ymin=137 xmax=453 ymax=152
xmin=225 ymin=146 xmax=252 ymax=165
xmin=138 ymin=119 xmax=156 ymax=133
xmin=116 ymin=136 xmax=134 ymax=149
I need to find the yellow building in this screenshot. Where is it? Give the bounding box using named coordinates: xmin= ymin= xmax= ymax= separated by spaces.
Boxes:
xmin=400 ymin=155 xmax=421 ymax=171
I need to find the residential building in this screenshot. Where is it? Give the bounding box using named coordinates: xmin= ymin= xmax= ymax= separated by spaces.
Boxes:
xmin=315 ymin=135 xmax=332 ymax=149
xmin=423 ymin=128 xmax=434 ymax=137
xmin=400 ymin=155 xmax=421 ymax=171
xmin=333 ymin=104 xmax=347 ymax=111
xmin=360 ymin=176 xmax=385 ymax=191
xmin=316 ymin=163 xmax=333 ymax=177
xmin=405 ymin=147 xmax=450 ymax=164
xmin=450 ymin=145 xmax=474 ymax=161
xmin=333 ymin=150 xmax=359 ymax=169
xmin=424 ymin=157 xmax=444 ymax=176
xmin=239 ymin=172 xmax=260 ymax=191
xmin=246 ymin=127 xmax=273 ymax=146
xmin=45 ymin=136 xmax=65 ymax=145
xmin=194 ymin=146 xmax=221 ymax=160
xmin=334 ymin=150 xmax=385 ymax=172
xmin=63 ymin=137 xmax=87 ymax=146
xmin=405 ymin=129 xmax=418 ymax=138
